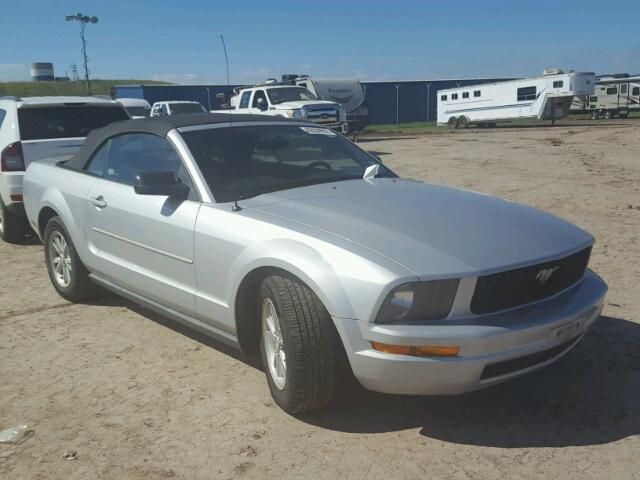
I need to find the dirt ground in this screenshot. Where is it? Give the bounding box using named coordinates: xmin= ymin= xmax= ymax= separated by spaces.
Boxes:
xmin=1 ymin=120 xmax=639 ymax=479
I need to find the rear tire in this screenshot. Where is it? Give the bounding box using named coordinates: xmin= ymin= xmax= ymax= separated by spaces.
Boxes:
xmin=0 ymin=198 xmax=27 ymax=244
xmin=457 ymin=116 xmax=469 ymax=129
xmin=43 ymin=216 xmax=98 ymax=302
xmin=259 ymin=274 xmax=340 ymax=414
xmin=447 ymin=117 xmax=457 ymax=129
xmin=604 ymin=110 xmax=612 ymax=120
xmin=590 ymin=110 xmax=599 ymax=120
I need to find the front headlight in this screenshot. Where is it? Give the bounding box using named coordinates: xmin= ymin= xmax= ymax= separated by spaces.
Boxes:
xmin=286 ymin=109 xmax=304 ymax=119
xmin=375 ymin=280 xmax=459 ymax=323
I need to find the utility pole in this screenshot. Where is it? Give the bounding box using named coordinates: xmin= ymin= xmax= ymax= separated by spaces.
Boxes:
xmin=65 ymin=13 xmax=99 ymax=95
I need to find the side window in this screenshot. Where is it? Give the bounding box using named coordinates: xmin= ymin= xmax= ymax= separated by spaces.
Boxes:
xmin=517 ymin=86 xmax=537 ymax=101
xmin=620 ymin=84 xmax=628 ymax=94
xmin=633 ymin=87 xmax=640 ymax=96
xmin=239 ymin=91 xmax=251 ymax=109
xmin=606 ymin=87 xmax=617 ymax=95
xmin=553 ymin=80 xmax=563 ymax=88
xmin=589 ymin=96 xmax=597 ymax=103
xmin=103 ymin=133 xmax=184 ymax=185
xmin=0 ymin=108 xmax=6 ymax=128
xmin=85 ymin=140 xmax=110 ymax=176
xmin=252 ymin=90 xmax=267 ymax=108
xmin=440 ymin=95 xmax=447 ymax=101
xmin=473 ymin=90 xmax=481 ymax=97
xmin=451 ymin=93 xmax=458 ymax=100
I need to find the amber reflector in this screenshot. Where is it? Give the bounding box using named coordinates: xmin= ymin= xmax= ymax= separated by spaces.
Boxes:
xmin=371 ymin=341 xmax=459 ymax=357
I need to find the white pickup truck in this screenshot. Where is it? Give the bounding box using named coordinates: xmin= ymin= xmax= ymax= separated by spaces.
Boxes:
xmin=213 ymin=85 xmax=347 ymax=134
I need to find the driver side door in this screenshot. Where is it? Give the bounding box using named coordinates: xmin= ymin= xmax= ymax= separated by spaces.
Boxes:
xmin=83 ymin=133 xmax=200 ymax=315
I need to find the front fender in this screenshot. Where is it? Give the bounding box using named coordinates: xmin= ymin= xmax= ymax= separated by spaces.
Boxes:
xmin=228 ymin=238 xmax=352 ymax=319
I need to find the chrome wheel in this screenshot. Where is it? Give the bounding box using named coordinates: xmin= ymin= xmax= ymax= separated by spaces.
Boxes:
xmin=49 ymin=231 xmax=72 ymax=288
xmin=262 ymin=297 xmax=286 ymax=390
xmin=0 ymin=203 xmax=4 ymax=235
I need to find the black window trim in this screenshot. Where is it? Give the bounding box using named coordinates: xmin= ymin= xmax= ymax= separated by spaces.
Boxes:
xmin=76 ymin=132 xmax=200 ymax=201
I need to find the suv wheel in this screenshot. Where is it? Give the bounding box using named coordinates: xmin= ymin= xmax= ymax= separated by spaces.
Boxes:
xmin=0 ymin=198 xmax=26 ymax=244
xmin=259 ymin=274 xmax=340 ymax=414
xmin=44 ymin=216 xmax=97 ymax=302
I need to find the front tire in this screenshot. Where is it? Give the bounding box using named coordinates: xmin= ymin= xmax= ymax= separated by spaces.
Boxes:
xmin=43 ymin=216 xmax=97 ymax=302
xmin=259 ymin=274 xmax=340 ymax=414
xmin=0 ymin=198 xmax=27 ymax=244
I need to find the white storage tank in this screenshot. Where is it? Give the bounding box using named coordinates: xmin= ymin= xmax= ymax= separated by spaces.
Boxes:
xmin=30 ymin=62 xmax=55 ymax=81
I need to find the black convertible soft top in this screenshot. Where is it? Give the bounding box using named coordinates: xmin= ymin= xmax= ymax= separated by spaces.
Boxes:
xmin=64 ymin=113 xmax=303 ymax=170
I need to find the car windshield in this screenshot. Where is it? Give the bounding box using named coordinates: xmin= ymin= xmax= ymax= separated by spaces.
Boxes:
xmin=170 ymin=103 xmax=206 ymax=114
xmin=17 ymin=105 xmax=129 ymax=140
xmin=267 ymin=87 xmax=317 ymax=105
xmin=181 ymin=125 xmax=396 ymax=202
xmin=125 ymin=106 xmax=150 ymax=117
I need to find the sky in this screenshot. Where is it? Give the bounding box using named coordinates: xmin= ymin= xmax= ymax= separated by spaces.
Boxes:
xmin=1 ymin=0 xmax=639 ymax=84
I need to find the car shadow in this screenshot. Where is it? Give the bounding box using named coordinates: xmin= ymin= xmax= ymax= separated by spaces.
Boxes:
xmin=85 ymin=290 xmax=639 ymax=448
xmin=299 ymin=315 xmax=640 ymax=448
xmin=85 ymin=291 xmax=262 ymax=370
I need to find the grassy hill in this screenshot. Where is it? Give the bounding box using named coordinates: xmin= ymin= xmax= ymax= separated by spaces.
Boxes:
xmin=0 ymin=79 xmax=170 ymax=98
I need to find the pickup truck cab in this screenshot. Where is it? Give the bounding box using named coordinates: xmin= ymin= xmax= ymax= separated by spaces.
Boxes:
xmin=215 ymin=85 xmax=348 ymax=134
xmin=150 ymin=101 xmax=206 ymax=117
xmin=0 ymin=96 xmax=128 ymax=243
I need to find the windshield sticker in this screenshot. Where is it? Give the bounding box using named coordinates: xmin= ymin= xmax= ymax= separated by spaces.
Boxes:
xmin=299 ymin=126 xmax=336 ymax=136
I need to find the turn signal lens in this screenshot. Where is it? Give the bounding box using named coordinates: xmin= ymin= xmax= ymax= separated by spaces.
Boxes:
xmin=371 ymin=341 xmax=459 ymax=357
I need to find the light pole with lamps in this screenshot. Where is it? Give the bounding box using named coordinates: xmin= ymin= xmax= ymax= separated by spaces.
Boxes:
xmin=65 ymin=13 xmax=98 ymax=95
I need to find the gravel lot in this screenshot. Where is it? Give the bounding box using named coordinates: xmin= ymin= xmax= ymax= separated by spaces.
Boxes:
xmin=1 ymin=121 xmax=639 ymax=479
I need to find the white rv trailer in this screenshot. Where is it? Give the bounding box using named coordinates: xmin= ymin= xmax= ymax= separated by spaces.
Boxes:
xmin=571 ymin=74 xmax=640 ymax=119
xmin=437 ymin=70 xmax=596 ymax=128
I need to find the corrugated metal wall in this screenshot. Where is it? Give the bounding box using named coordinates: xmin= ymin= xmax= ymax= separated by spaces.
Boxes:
xmin=115 ymin=78 xmax=512 ymax=124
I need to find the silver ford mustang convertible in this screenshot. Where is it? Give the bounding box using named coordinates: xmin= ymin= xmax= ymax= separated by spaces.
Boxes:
xmin=24 ymin=114 xmax=608 ymax=413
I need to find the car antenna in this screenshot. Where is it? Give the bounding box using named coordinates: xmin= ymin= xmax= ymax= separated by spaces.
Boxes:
xmin=220 ymin=34 xmax=232 ymax=126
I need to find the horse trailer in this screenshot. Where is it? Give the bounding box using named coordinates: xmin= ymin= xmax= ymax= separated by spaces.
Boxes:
xmin=437 ymin=70 xmax=596 ymax=128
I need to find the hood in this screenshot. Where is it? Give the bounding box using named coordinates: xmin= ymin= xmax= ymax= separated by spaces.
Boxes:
xmin=273 ymin=100 xmax=339 ymax=110
xmin=245 ymin=178 xmax=593 ymax=279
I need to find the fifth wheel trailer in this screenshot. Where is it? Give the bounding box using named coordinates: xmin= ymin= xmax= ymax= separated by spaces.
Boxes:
xmin=571 ymin=74 xmax=640 ymax=119
xmin=437 ymin=70 xmax=595 ymax=128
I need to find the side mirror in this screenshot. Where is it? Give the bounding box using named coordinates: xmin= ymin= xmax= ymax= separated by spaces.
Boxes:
xmin=256 ymin=98 xmax=268 ymax=111
xmin=134 ymin=171 xmax=190 ymax=197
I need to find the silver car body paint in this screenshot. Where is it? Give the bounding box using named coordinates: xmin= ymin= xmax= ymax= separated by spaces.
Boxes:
xmin=23 ymin=122 xmax=608 ymax=396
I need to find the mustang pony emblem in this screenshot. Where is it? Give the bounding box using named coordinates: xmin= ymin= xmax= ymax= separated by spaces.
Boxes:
xmin=536 ymin=266 xmax=560 ymax=284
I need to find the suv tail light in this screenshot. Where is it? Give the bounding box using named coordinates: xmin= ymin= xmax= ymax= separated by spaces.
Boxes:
xmin=1 ymin=141 xmax=25 ymax=172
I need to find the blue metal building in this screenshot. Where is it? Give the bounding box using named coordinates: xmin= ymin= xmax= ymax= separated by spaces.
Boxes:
xmin=114 ymin=77 xmax=512 ymax=125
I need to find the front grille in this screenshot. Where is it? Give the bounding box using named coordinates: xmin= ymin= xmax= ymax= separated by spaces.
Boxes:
xmin=470 ymin=247 xmax=591 ymax=315
xmin=304 ymin=107 xmax=339 ymax=124
xmin=480 ymin=336 xmax=581 ymax=380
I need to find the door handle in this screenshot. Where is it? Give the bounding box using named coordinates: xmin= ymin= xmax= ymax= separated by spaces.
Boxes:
xmin=89 ymin=195 xmax=107 ymax=209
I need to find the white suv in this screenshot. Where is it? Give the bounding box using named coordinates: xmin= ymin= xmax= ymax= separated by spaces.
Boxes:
xmin=0 ymin=96 xmax=129 ymax=243
xmin=150 ymin=101 xmax=206 ymax=117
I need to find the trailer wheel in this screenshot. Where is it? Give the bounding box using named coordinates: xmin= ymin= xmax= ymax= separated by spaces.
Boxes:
xmin=604 ymin=110 xmax=612 ymax=120
xmin=447 ymin=117 xmax=457 ymax=129
xmin=590 ymin=111 xmax=599 ymax=120
xmin=457 ymin=116 xmax=468 ymax=129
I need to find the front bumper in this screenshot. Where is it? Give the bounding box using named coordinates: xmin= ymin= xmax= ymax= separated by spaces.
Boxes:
xmin=333 ymin=269 xmax=607 ymax=395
